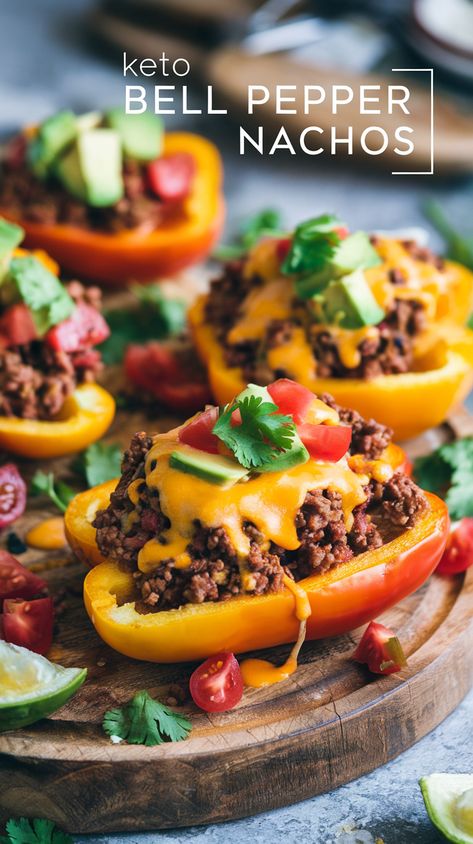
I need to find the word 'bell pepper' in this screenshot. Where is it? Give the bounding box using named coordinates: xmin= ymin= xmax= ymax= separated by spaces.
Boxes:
xmin=188 ymin=296 xmax=473 ymax=441
xmin=69 ymin=479 xmax=448 ymax=662
xmin=0 ymin=383 xmax=115 ymax=458
xmin=0 ymin=133 xmax=224 ymax=285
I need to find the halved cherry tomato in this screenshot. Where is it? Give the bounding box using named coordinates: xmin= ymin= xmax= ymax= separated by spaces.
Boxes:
xmin=189 ymin=651 xmax=243 ymax=712
xmin=436 ymin=518 xmax=473 ymax=576
xmin=0 ymin=551 xmax=47 ymax=600
xmin=353 ymin=620 xmax=407 ymax=676
xmin=125 ymin=342 xmax=212 ymax=413
xmin=267 ymin=379 xmax=314 ymax=425
xmin=298 ymin=422 xmax=352 ymax=462
xmin=179 ymin=407 xmax=220 ymax=454
xmin=46 ymin=303 xmax=110 ymax=353
xmin=147 ymin=153 xmax=196 ymax=202
xmin=2 ymin=596 xmax=54 ymax=655
xmin=0 ymin=303 xmax=38 ymax=347
xmin=0 ymin=464 xmax=27 ymax=528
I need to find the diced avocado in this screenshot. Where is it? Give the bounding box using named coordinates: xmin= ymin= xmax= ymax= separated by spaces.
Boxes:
xmin=420 ymin=773 xmax=473 ymax=843
xmin=169 ymin=449 xmax=249 ymax=486
xmin=0 ymin=219 xmax=24 ymax=281
xmin=258 ymin=436 xmax=309 ymax=473
xmin=321 ymin=269 xmax=385 ymax=329
xmin=27 ymin=110 xmax=77 ymax=180
xmin=236 ymin=383 xmax=272 ymax=404
xmin=56 ymin=129 xmax=124 ymax=208
xmin=332 ymin=231 xmax=381 ymax=274
xmin=75 ymin=111 xmax=102 ymax=133
xmin=105 ymin=108 xmax=164 ymax=162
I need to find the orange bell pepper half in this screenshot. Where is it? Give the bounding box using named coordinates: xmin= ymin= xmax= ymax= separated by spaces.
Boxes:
xmin=0 ymin=383 xmax=115 ymax=458
xmin=1 ymin=133 xmax=224 ymax=285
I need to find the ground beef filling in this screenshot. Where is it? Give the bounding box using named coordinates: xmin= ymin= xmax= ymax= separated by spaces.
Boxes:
xmin=0 ymin=282 xmax=103 ymax=420
xmin=0 ymin=158 xmax=181 ymax=233
xmin=93 ymin=422 xmax=427 ymax=613
xmin=205 ymin=259 xmax=429 ymax=381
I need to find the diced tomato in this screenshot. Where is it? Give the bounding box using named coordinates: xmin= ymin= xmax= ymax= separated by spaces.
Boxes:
xmin=5 ymin=134 xmax=27 ymax=169
xmin=179 ymin=407 xmax=220 ymax=454
xmin=335 ymin=225 xmax=349 ymax=239
xmin=436 ymin=518 xmax=473 ymax=576
xmin=125 ymin=342 xmax=212 ymax=413
xmin=2 ymin=596 xmax=54 ymax=655
xmin=353 ymin=621 xmax=407 ymax=675
xmin=147 ymin=153 xmax=196 ymax=203
xmin=72 ymin=348 xmax=102 ymax=371
xmin=267 ymin=379 xmax=315 ymax=425
xmin=276 ymin=237 xmax=292 ymax=262
xmin=0 ymin=464 xmax=27 ymax=529
xmin=0 ymin=303 xmax=38 ymax=347
xmin=298 ymin=423 xmax=351 ymax=462
xmin=190 ymin=652 xmax=243 ymax=713
xmin=46 ymin=303 xmax=110 ymax=353
xmin=0 ymin=551 xmax=47 ymax=601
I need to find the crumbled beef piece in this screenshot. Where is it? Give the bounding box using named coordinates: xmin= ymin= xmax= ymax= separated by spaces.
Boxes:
xmin=379 ymin=473 xmax=428 ymax=527
xmin=205 ymin=260 xmax=255 ymax=337
xmin=402 ymin=240 xmax=445 ymax=271
xmin=321 ymin=393 xmax=392 ymax=459
xmin=389 ymin=268 xmax=407 ymax=286
xmin=266 ymin=319 xmax=295 ymax=348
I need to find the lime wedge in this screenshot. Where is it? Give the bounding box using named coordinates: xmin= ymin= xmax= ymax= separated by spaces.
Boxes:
xmin=0 ymin=641 xmax=87 ymax=731
xmin=421 ymin=773 xmax=473 ymax=844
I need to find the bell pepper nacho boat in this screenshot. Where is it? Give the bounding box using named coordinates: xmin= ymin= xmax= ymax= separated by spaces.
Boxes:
xmin=0 ymin=218 xmax=114 ymax=457
xmin=66 ymin=379 xmax=448 ymax=663
xmin=189 ymin=215 xmax=473 ymax=439
xmin=0 ymin=109 xmax=224 ymax=284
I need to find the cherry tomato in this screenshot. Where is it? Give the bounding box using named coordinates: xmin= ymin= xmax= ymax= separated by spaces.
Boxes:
xmin=190 ymin=652 xmax=244 ymax=712
xmin=436 ymin=518 xmax=473 ymax=576
xmin=298 ymin=422 xmax=351 ymax=462
xmin=2 ymin=596 xmax=54 ymax=655
xmin=353 ymin=621 xmax=407 ymax=676
xmin=0 ymin=551 xmax=47 ymax=601
xmin=125 ymin=342 xmax=212 ymax=413
xmin=267 ymin=379 xmax=315 ymax=425
xmin=0 ymin=464 xmax=27 ymax=529
xmin=0 ymin=303 xmax=38 ymax=347
xmin=147 ymin=153 xmax=196 ymax=202
xmin=46 ymin=303 xmax=110 ymax=353
xmin=179 ymin=407 xmax=220 ymax=453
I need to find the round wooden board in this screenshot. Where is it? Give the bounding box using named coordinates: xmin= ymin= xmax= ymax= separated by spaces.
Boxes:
xmin=1 ymin=388 xmax=472 ymax=833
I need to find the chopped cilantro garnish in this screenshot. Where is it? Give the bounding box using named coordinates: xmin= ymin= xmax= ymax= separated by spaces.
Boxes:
xmin=30 ymin=471 xmax=76 ymax=514
xmin=0 ymin=817 xmax=72 ymax=844
xmin=212 ymin=208 xmax=284 ymax=260
xmin=424 ymin=199 xmax=473 ymax=271
xmin=281 ymin=214 xmax=342 ymax=275
xmin=6 ymin=256 xmax=75 ymax=334
xmin=74 ymin=441 xmax=122 ymax=487
xmin=213 ymin=394 xmax=297 ymax=470
xmin=103 ymin=690 xmax=192 ymax=747
xmin=414 ymin=437 xmax=473 ymax=520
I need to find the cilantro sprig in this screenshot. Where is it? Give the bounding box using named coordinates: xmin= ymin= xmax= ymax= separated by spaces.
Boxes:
xmin=103 ymin=690 xmax=192 ymax=747
xmin=0 ymin=817 xmax=72 ymax=844
xmin=424 ymin=199 xmax=473 ymax=272
xmin=212 ymin=208 xmax=284 ymax=260
xmin=281 ymin=214 xmax=342 ymax=275
xmin=30 ymin=471 xmax=76 ymax=514
xmin=414 ymin=437 xmax=473 ymax=520
xmin=213 ymin=393 xmax=297 ymax=470
xmin=73 ymin=441 xmax=122 ymax=487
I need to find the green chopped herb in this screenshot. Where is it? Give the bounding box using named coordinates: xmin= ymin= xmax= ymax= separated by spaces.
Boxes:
xmin=6 ymin=256 xmax=74 ymax=334
xmin=1 ymin=817 xmax=72 ymax=844
xmin=212 ymin=208 xmax=284 ymax=260
xmin=30 ymin=471 xmax=76 ymax=514
xmin=213 ymin=394 xmax=297 ymax=470
xmin=74 ymin=441 xmax=122 ymax=487
xmin=281 ymin=214 xmax=342 ymax=275
xmin=414 ymin=437 xmax=473 ymax=520
xmin=424 ymin=199 xmax=473 ymax=271
xmin=103 ymin=690 xmax=192 ymax=747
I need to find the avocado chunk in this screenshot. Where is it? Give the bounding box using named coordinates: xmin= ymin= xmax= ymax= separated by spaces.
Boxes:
xmin=105 ymin=108 xmax=164 ymax=161
xmin=75 ymin=111 xmax=102 ymax=133
xmin=332 ymin=231 xmax=381 ymax=274
xmin=27 ymin=110 xmax=77 ymax=180
xmin=236 ymin=383 xmax=273 ymax=404
xmin=169 ymin=449 xmax=249 ymax=486
xmin=421 ymin=773 xmax=473 ymax=843
xmin=320 ymin=269 xmax=385 ymax=329
xmin=56 ymin=129 xmax=124 ymax=208
xmin=0 ymin=219 xmax=24 ymax=281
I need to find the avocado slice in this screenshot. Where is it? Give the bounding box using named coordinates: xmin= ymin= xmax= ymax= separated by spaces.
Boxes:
xmin=320 ymin=269 xmax=385 ymax=329
xmin=421 ymin=774 xmax=473 ymax=843
xmin=332 ymin=231 xmax=381 ymax=274
xmin=56 ymin=129 xmax=124 ymax=208
xmin=75 ymin=110 xmax=102 ymax=133
xmin=105 ymin=108 xmax=164 ymax=162
xmin=169 ymin=449 xmax=249 ymax=486
xmin=27 ymin=110 xmax=77 ymax=180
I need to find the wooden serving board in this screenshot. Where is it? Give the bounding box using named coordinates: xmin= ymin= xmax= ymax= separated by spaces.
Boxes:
xmin=0 ymin=303 xmax=473 ymax=832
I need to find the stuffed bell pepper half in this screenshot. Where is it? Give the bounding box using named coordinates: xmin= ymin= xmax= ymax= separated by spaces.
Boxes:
xmin=66 ymin=379 xmax=449 ymax=665
xmin=0 ymin=218 xmax=114 ymax=457
xmin=189 ymin=215 xmax=473 ymax=439
xmin=0 ymin=109 xmax=224 ymax=284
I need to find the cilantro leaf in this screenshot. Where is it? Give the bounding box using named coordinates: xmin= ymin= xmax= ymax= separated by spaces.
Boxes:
xmin=423 ymin=199 xmax=473 ymax=271
xmin=213 ymin=395 xmax=296 ymax=470
xmin=74 ymin=442 xmax=122 ymax=487
xmin=7 ymin=256 xmax=74 ymax=334
xmin=212 ymin=208 xmax=284 ymax=260
xmin=30 ymin=471 xmax=76 ymax=513
xmin=103 ymin=690 xmax=192 ymax=747
xmin=100 ymin=283 xmax=186 ymax=365
xmin=414 ymin=437 xmax=473 ymax=520
xmin=281 ymin=214 xmax=342 ymax=275
xmin=3 ymin=817 xmax=72 ymax=844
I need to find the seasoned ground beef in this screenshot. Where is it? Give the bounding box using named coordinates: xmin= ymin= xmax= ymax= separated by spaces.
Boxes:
xmin=321 ymin=394 xmax=392 ymax=459
xmin=0 ymin=282 xmax=104 ymax=420
xmin=93 ymin=420 xmax=427 ymax=613
xmin=0 ymin=158 xmax=174 ymax=233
